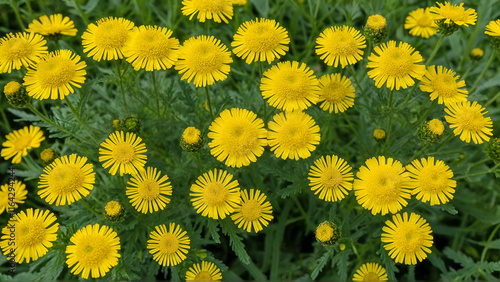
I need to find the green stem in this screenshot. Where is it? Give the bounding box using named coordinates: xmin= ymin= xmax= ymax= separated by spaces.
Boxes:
xmin=435 ymin=131 xmax=454 ymax=152
xmin=259 ymin=62 xmax=267 ymax=122
xmin=460 ymin=63 xmax=473 ymax=81
xmin=400 ymin=83 xmax=418 ymax=109
xmin=205 ymin=86 xmax=214 ymax=120
xmin=344 ymin=113 xmax=369 ymax=154
xmin=481 ymin=224 xmax=500 ymax=262
xmin=414 ymin=100 xmax=438 ymax=127
xmin=11 ymin=0 xmax=25 ymax=29
xmin=470 ymin=50 xmax=496 ymax=94
xmin=410 ymin=144 xmax=429 ymax=160
xmin=64 ymin=96 xmax=100 ymax=144
xmin=426 ymin=34 xmax=445 ymax=67
xmin=347 ymin=64 xmax=364 ymax=96
xmin=292 ymin=196 xmax=312 ymax=230
xmin=114 ymin=60 xmax=129 ymax=114
xmin=79 ymin=198 xmax=103 ymax=219
xmin=0 ymin=105 xmax=11 ymax=131
xmin=455 ymin=163 xmax=500 ymax=180
xmin=25 ymin=0 xmax=33 ymax=19
xmin=485 ymin=91 xmax=500 ymax=107
xmin=73 ymin=0 xmax=89 ymax=25
xmin=193 ymin=152 xmax=203 ymax=173
xmin=384 ymin=90 xmax=395 ymax=153
xmin=151 ymin=71 xmax=160 ymax=115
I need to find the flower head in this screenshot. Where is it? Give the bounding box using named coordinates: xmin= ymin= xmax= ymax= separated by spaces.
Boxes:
xmin=38 ymin=154 xmax=95 ymax=206
xmin=1 ymin=209 xmax=59 ymax=263
xmin=470 ymin=48 xmax=484 ymax=60
xmin=27 ymin=14 xmax=77 ymax=38
xmin=175 ymin=35 xmax=232 ymax=87
xmin=126 ymin=167 xmax=172 ymax=214
xmin=4 ymin=80 xmax=31 ymax=108
xmin=181 ymin=127 xmax=205 ymax=152
xmin=365 ymin=15 xmax=388 ymax=44
xmin=404 ymin=8 xmax=438 ymax=38
xmin=1 ymin=125 xmax=44 ymax=164
xmin=231 ymin=189 xmax=273 ymax=233
xmin=486 ymin=19 xmax=500 ymax=37
xmin=352 ymin=263 xmax=388 ymax=281
xmin=260 ymin=61 xmax=319 ymax=111
xmin=23 ymin=50 xmax=87 ymax=100
xmin=182 ymin=0 xmax=233 ymax=23
xmin=315 ymin=221 xmax=341 ymax=246
xmin=99 ymin=131 xmax=147 ymax=176
xmin=123 ymin=25 xmax=180 ymax=71
xmin=382 ymin=212 xmax=433 ymax=265
xmin=0 ymin=32 xmax=47 ymax=73
xmin=268 ymin=111 xmax=320 ymax=160
xmin=354 ymin=156 xmax=412 ymax=215
xmin=186 ymin=261 xmax=223 ymax=281
xmin=82 ymin=17 xmax=135 ymax=61
xmin=232 ymin=18 xmax=289 ymax=64
xmin=367 ymin=41 xmax=425 ymax=90
xmin=373 ymin=129 xmax=386 ymax=141
xmin=208 ymin=108 xmax=267 ymax=168
xmin=0 ymin=180 xmax=28 ymax=214
xmin=430 ymin=2 xmax=477 ymax=27
xmin=317 ymin=73 xmax=355 ymax=114
xmin=367 ymin=15 xmax=387 ymax=30
xmin=316 ymin=26 xmax=366 ymax=68
xmin=444 ymin=101 xmax=493 ymax=144
xmin=486 ymin=138 xmax=500 ymax=162
xmin=406 ymin=157 xmax=456 ymax=206
xmin=420 ymin=65 xmax=468 ymax=105
xmin=308 ymin=155 xmax=353 ymax=202
xmin=190 ymin=169 xmax=241 ymax=219
xmin=429 ymin=119 xmax=445 ymax=135
xmin=418 ymin=119 xmax=445 ymax=144
xmin=66 ymin=224 xmax=121 ymax=279
xmin=148 ymin=223 xmax=190 ymax=266
xmin=104 ymin=200 xmax=125 ymax=221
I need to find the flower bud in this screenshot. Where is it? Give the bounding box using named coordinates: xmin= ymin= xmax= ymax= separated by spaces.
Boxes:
xmin=486 ymin=138 xmax=500 ymax=162
xmin=315 ymin=221 xmax=341 ymax=247
xmin=123 ymin=116 xmax=141 ymax=133
xmin=180 ymin=127 xmax=204 ymax=152
xmin=364 ymin=15 xmax=388 ymax=44
xmin=470 ymin=48 xmax=484 ymax=60
xmin=104 ymin=200 xmax=125 ymax=222
xmin=435 ymin=19 xmax=459 ymax=36
xmin=373 ymin=129 xmax=386 ymax=142
xmin=4 ymin=81 xmax=31 ymax=108
xmin=40 ymin=148 xmax=60 ymax=166
xmin=418 ymin=119 xmax=444 ymax=144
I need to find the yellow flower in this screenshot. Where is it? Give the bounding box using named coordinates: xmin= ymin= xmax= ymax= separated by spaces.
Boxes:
xmin=0 ymin=208 xmax=59 ymax=263
xmin=104 ymin=200 xmax=125 ymax=221
xmin=82 ymin=17 xmax=135 ymax=61
xmin=406 ymin=157 xmax=456 ymax=206
xmin=190 ymin=169 xmax=241 ymax=219
xmin=1 ymin=125 xmax=45 ymax=164
xmin=260 ymin=61 xmax=319 ymax=112
xmin=23 ymin=50 xmax=87 ymax=100
xmin=315 ymin=26 xmax=366 ymax=68
xmin=470 ymin=48 xmax=484 ymax=60
xmin=186 ymin=261 xmax=223 ymax=281
xmin=404 ymin=8 xmax=438 ymax=38
xmin=317 ymin=73 xmax=355 ymax=114
xmin=0 ymin=32 xmax=47 ymax=73
xmin=126 ymin=167 xmax=172 ymax=214
xmin=4 ymin=81 xmax=21 ymax=95
xmin=66 ymin=224 xmax=121 ymax=279
xmin=367 ymin=14 xmax=387 ymax=30
xmin=381 ymin=212 xmax=433 ymax=265
xmin=38 ymin=154 xmax=95 ymax=206
xmin=175 ymin=35 xmax=232 ymax=87
xmin=429 ymin=119 xmax=445 ymax=135
xmin=231 ymin=189 xmax=273 ymax=233
xmin=420 ymin=65 xmax=468 ymax=105
xmin=430 ymin=2 xmax=477 ymax=27
xmin=181 ymin=126 xmax=205 ymax=152
xmin=444 ymin=101 xmax=493 ymax=144
xmin=123 ymin=25 xmax=180 ymax=71
xmin=367 ymin=41 xmax=425 ymax=90
xmin=99 ymin=131 xmax=147 ymax=176
xmin=0 ymin=180 xmax=28 ymax=214
xmin=232 ymin=18 xmax=289 ymax=64
xmin=485 ymin=19 xmax=500 ymax=37
xmin=373 ymin=128 xmax=386 ymax=141
xmin=352 ymin=263 xmax=388 ymax=281
xmin=182 ymin=0 xmax=233 ymax=23
xmin=208 ymin=108 xmax=267 ymax=168
xmin=354 ymin=156 xmax=412 ymax=215
xmin=308 ymin=155 xmax=353 ymax=202
xmin=315 ymin=221 xmax=340 ymax=246
xmin=27 ymin=14 xmax=77 ymax=37
xmin=147 ymin=223 xmax=190 ymax=266
xmin=267 ymin=111 xmax=321 ymax=160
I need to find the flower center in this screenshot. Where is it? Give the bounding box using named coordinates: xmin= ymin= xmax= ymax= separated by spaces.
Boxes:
xmin=203 ymin=182 xmax=228 ymax=206
xmin=440 ymin=6 xmax=468 ymax=22
xmin=418 ymin=166 xmax=448 ymax=193
xmin=321 ymin=81 xmax=348 ymax=103
xmin=316 ymin=225 xmax=334 ymax=242
xmin=320 ymin=167 xmax=342 ymax=189
xmin=222 ymin=119 xmax=259 ymax=156
xmin=244 ymin=23 xmax=280 ymax=52
xmin=329 ymin=31 xmax=357 ymax=56
xmin=241 ymin=200 xmax=262 ymax=221
xmin=77 ymin=235 xmax=111 ymax=267
xmin=112 ymin=142 xmax=135 ymax=164
xmin=280 ymin=123 xmax=310 ymax=150
xmin=273 ymin=69 xmax=311 ymax=101
xmin=159 ymin=233 xmax=179 ymax=254
xmin=194 ymin=271 xmax=213 ymax=281
xmin=138 ymin=179 xmax=160 ymax=200
xmin=4 ymin=38 xmax=34 ymax=60
xmin=432 ymin=73 xmax=458 ymax=98
xmin=94 ymin=21 xmax=130 ymax=49
xmin=379 ymin=47 xmax=413 ymax=77
xmin=363 ymin=272 xmax=381 ymax=281
xmin=394 ymin=223 xmax=425 ymax=253
xmin=135 ymin=29 xmax=175 ymax=59
xmin=457 ymin=108 xmax=487 ymax=131
xmin=48 ymin=164 xmax=85 ymax=193
xmin=16 ymin=219 xmax=46 ymax=247
xmin=37 ymin=56 xmax=77 ymax=88
xmin=417 ymin=16 xmax=433 ymax=27
xmin=13 ymin=133 xmax=33 ymax=151
xmin=372 ymin=170 xmax=402 ymax=204
xmin=188 ymin=41 xmax=223 ymax=74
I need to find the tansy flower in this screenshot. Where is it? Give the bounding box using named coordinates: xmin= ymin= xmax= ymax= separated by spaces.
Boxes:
xmin=181 ymin=127 xmax=205 ymax=152
xmin=366 ymin=15 xmax=387 ymax=31
xmin=208 ymin=108 xmax=267 ymax=168
xmin=404 ymin=8 xmax=438 ymax=38
xmin=190 ymin=169 xmax=241 ymax=219
xmin=1 ymin=125 xmax=44 ymax=164
xmin=147 ymin=223 xmax=190 ymax=267
xmin=381 ymin=212 xmax=433 ymax=265
xmin=352 ymin=263 xmax=388 ymax=281
xmin=354 ymin=156 xmax=412 ymax=215
xmin=126 ymin=167 xmax=172 ymax=214
xmin=103 ymin=200 xmax=125 ymax=221
xmin=231 ymin=189 xmax=273 ymax=233
xmin=430 ymin=2 xmax=477 ymax=27
xmin=444 ymin=101 xmax=493 ymax=144
xmin=38 ymin=154 xmax=95 ymax=206
xmin=367 ymin=41 xmax=426 ymax=90
xmin=0 ymin=180 xmax=28 ymax=214
xmin=82 ymin=17 xmax=135 ymax=61
xmin=317 ymin=73 xmax=355 ymax=114
xmin=308 ymin=155 xmax=353 ymax=202
xmin=66 ymin=224 xmax=121 ymax=279
xmin=486 ymin=19 xmax=500 ymax=37
xmin=373 ymin=128 xmax=386 ymax=141
xmin=267 ymin=111 xmax=321 ymax=160
xmin=315 ymin=221 xmax=341 ymax=246
xmin=23 ymin=50 xmax=87 ymax=100
xmin=0 ymin=208 xmax=59 ymax=263
xmin=122 ymin=25 xmax=180 ymax=71
xmin=0 ymin=32 xmax=47 ymax=73
xmin=420 ymin=65 xmax=468 ymax=105
xmin=406 ymin=157 xmax=456 ymax=206
xmin=315 ymin=26 xmax=366 ymax=68
xmin=260 ymin=61 xmax=319 ymax=111
xmin=175 ymin=35 xmax=232 ymax=87
xmin=364 ymin=15 xmax=388 ymax=44
xmin=232 ymin=18 xmax=290 ymax=64
xmin=99 ymin=131 xmax=147 ymax=176
xmin=470 ymin=48 xmax=484 ymax=60
xmin=429 ymin=119 xmax=445 ymax=135
xmin=182 ymin=0 xmax=233 ymax=23
xmin=27 ymin=14 xmax=77 ymax=37
xmin=186 ymin=261 xmax=223 ymax=281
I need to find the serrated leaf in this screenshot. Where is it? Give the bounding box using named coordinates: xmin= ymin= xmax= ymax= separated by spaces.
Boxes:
xmin=311 ymin=250 xmax=331 ymax=280
xmin=440 ymin=203 xmax=458 ymax=215
xmin=277 ymin=182 xmax=301 ymax=199
xmin=468 ymin=238 xmax=500 ymax=250
xmin=7 ymin=108 xmax=40 ymax=122
xmin=427 ymin=252 xmax=447 ymax=273
xmin=443 ymin=247 xmax=474 ymax=267
xmin=220 ymin=220 xmax=250 ymax=265
xmin=207 ymin=219 xmax=221 ymax=244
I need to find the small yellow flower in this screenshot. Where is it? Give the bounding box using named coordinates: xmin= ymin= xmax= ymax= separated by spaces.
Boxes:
xmin=315 ymin=221 xmax=340 ymax=246
xmin=317 ymin=73 xmax=355 ymax=114
xmin=419 ymin=65 xmax=468 ymax=105
xmin=99 ymin=131 xmax=147 ymax=176
xmin=430 ymin=2 xmax=477 ymax=27
xmin=367 ymin=14 xmax=387 ymax=30
xmin=470 ymin=48 xmax=484 ymax=60
xmin=147 ymin=223 xmax=190 ymax=266
xmin=104 ymin=200 xmax=125 ymax=221
xmin=27 ymin=14 xmax=77 ymax=37
xmin=444 ymin=101 xmax=493 ymax=144
xmin=0 ymin=32 xmax=47 ymax=73
xmin=182 ymin=0 xmax=233 ymax=23
xmin=181 ymin=127 xmax=205 ymax=152
xmin=316 ymin=26 xmax=366 ymax=68
xmin=373 ymin=129 xmax=386 ymax=141
xmin=126 ymin=167 xmax=172 ymax=214
xmin=3 ymin=81 xmax=21 ymax=95
xmin=404 ymin=8 xmax=438 ymax=38
xmin=231 ymin=189 xmax=273 ymax=233
xmin=1 ymin=125 xmax=45 ymax=164
xmin=352 ymin=263 xmax=388 ymax=281
xmin=428 ymin=119 xmax=445 ymax=135
xmin=308 ymin=155 xmax=353 ymax=202
xmin=186 ymin=261 xmax=223 ymax=281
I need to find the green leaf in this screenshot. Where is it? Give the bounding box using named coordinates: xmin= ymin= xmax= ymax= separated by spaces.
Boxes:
xmin=277 ymin=182 xmax=301 ymax=199
xmin=220 ymin=219 xmax=250 ymax=265
xmin=311 ymin=250 xmax=332 ymax=280
xmin=440 ymin=203 xmax=459 ymax=215
xmin=427 ymin=251 xmax=447 ymax=273
xmin=242 ymin=259 xmax=267 ymax=281
xmin=443 ymin=247 xmax=474 ymax=267
xmin=207 ymin=219 xmax=221 ymax=244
